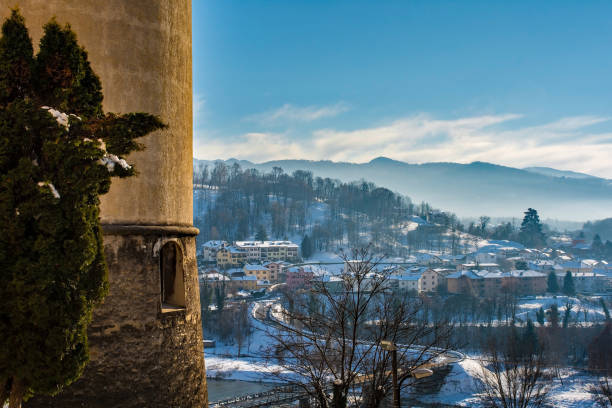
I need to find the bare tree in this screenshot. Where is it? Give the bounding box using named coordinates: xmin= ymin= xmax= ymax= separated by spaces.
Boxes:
xmin=478 ymin=337 xmax=550 ymax=408
xmin=263 ymin=247 xmax=454 ymax=407
xmin=591 ymin=376 xmax=612 ymax=408
xmin=234 ymin=302 xmax=252 ymax=357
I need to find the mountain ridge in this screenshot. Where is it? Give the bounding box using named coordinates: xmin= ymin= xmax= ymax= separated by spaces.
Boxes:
xmin=193 ymin=157 xmax=612 ymax=221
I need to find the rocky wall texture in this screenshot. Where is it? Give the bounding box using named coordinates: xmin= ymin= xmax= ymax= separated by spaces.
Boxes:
xmin=26 ymin=232 xmax=208 ymax=408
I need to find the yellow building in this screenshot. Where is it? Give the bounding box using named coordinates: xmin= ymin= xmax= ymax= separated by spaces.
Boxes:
xmin=217 ymin=246 xmax=247 ymax=268
xmin=244 ymin=264 xmax=276 ymax=281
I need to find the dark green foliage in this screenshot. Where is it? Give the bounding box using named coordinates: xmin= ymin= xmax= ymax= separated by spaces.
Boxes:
xmin=522 ymin=319 xmax=539 ymax=355
xmin=255 ymin=224 xmax=268 ymax=241
xmin=562 ymin=301 xmax=574 ymax=329
xmin=0 ymin=10 xmax=33 ymax=106
xmin=215 ymin=283 xmax=226 ymax=312
xmin=0 ymin=11 xmax=164 ymax=404
xmin=33 ymin=19 xmax=102 ymax=118
xmin=563 ymin=271 xmax=575 ymax=296
xmin=519 ymin=208 xmax=546 ymax=248
xmin=547 ymin=271 xmax=559 ymax=293
xmin=515 ymin=260 xmax=527 ymax=270
xmin=583 ymin=218 xmax=612 ymax=242
xmin=536 ymin=307 xmax=545 ymax=326
xmin=301 ymin=234 xmax=314 ymax=259
xmin=547 ymin=304 xmax=559 ymax=328
xmin=193 ymin=161 xmax=460 ymax=254
xmin=592 ymin=234 xmax=604 ymax=257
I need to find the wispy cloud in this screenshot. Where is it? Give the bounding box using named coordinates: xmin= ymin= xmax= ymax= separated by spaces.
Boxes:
xmin=194 ymin=113 xmax=612 ymax=178
xmin=246 ymin=102 xmax=350 ymax=124
xmin=193 ymin=93 xmax=206 ymax=130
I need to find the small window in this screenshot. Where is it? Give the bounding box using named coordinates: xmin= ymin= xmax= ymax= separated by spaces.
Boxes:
xmin=160 ymin=242 xmax=186 ymax=312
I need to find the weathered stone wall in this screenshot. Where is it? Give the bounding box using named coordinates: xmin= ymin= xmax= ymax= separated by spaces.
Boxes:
xmin=27 ymin=231 xmax=208 ymax=408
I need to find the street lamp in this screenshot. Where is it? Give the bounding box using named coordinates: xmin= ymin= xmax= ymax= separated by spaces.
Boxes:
xmin=381 ymin=341 xmax=435 ymax=408
xmin=380 ymin=340 xmax=400 ymax=408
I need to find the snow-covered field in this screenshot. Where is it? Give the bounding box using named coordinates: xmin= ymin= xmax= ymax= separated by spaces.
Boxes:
xmin=516 ymin=295 xmax=608 ymax=324
xmin=203 ymin=299 xmax=604 ymax=406
xmin=421 ymin=357 xmax=602 ymax=407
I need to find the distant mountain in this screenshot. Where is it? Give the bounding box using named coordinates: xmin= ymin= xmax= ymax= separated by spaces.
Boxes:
xmin=523 ymin=166 xmax=599 ymax=180
xmin=193 ymin=157 xmax=612 ymax=221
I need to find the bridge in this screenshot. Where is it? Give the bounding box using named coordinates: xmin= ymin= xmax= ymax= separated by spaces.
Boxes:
xmin=209 ymin=301 xmax=463 ymax=407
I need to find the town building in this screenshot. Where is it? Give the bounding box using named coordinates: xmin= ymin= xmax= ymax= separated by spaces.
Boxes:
xmin=457 ymin=263 xmax=500 ymax=272
xmin=201 ymin=240 xmax=227 ymax=262
xmin=216 ymin=246 xmax=247 ymax=268
xmin=285 ymin=266 xmax=315 ymax=290
xmin=264 ymin=261 xmax=290 ymax=279
xmin=555 ymin=271 xmax=608 ymax=293
xmin=244 ymin=264 xmax=277 ymax=281
xmin=446 ymin=269 xmax=546 ymax=298
xmin=391 ymin=274 xmax=420 ymax=292
xmin=234 ymin=240 xmax=299 ymax=262
xmin=230 ymin=275 xmax=258 ymax=291
xmin=419 ymin=268 xmax=441 ymax=292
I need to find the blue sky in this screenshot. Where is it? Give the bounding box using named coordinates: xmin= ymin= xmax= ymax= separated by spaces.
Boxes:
xmin=193 ymin=1 xmax=612 ymax=178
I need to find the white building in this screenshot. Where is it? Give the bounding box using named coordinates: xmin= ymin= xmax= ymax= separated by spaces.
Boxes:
xmin=391 ymin=274 xmax=420 ymax=292
xmin=234 ymin=240 xmax=299 ymax=262
xmin=418 ymin=269 xmax=441 ymax=292
xmin=201 ymin=240 xmax=227 ymax=262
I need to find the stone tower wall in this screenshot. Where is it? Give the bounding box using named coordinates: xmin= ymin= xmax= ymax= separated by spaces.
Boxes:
xmin=1 ymin=0 xmax=194 ymax=225
xmin=0 ymin=1 xmax=208 ymax=406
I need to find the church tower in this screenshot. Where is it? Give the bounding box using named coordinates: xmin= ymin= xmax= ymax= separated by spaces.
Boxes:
xmin=1 ymin=1 xmax=208 ymax=406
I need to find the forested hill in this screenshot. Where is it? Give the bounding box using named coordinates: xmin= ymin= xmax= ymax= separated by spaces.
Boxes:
xmin=192 ymin=161 xmax=460 ymax=254
xmin=194 ymin=157 xmax=612 ymax=221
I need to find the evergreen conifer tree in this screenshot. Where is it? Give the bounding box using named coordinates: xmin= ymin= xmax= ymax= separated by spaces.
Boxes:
xmin=592 ymin=234 xmax=604 ymax=257
xmin=518 ymin=208 xmax=546 ymax=248
xmin=255 ymin=224 xmax=268 ymax=241
xmin=562 ymin=301 xmax=573 ymax=329
xmin=215 ymin=283 xmax=226 ymax=312
xmin=301 ymin=234 xmax=313 ymax=259
xmin=522 ymin=319 xmax=539 ymax=356
xmin=547 ymin=304 xmax=560 ymax=329
xmin=515 ymin=260 xmax=527 ymax=270
xmin=547 ymin=271 xmax=559 ymax=293
xmin=563 ymin=271 xmax=575 ymax=296
xmin=0 ymin=11 xmax=164 ymax=407
xmin=536 ymin=307 xmax=545 ymax=326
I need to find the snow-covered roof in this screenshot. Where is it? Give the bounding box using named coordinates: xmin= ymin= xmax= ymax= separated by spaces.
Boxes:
xmin=235 ymin=240 xmax=299 ymax=248
xmin=508 ymin=270 xmax=546 ymax=278
xmin=203 ymin=240 xmax=227 ymax=248
xmin=391 ymin=274 xmax=421 ymax=281
xmin=232 ymin=275 xmax=257 ymax=281
xmin=204 ymin=272 xmax=230 ymax=281
xmin=447 ymin=270 xmax=483 ymax=280
xmin=244 ymin=264 xmax=269 ymax=271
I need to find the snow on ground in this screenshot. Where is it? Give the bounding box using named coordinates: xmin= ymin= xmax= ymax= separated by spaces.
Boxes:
xmin=308 ymin=201 xmax=329 ymax=225
xmin=205 ymin=355 xmax=288 ymax=383
xmin=418 ymin=356 xmax=602 ymax=408
xmin=516 ymin=295 xmax=607 ymax=323
xmin=204 ymin=300 xmax=283 ymax=382
xmin=547 ymin=369 xmax=601 ymax=408
xmin=418 ymin=357 xmax=484 ymax=406
xmin=203 ymin=299 xmax=604 ymax=406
